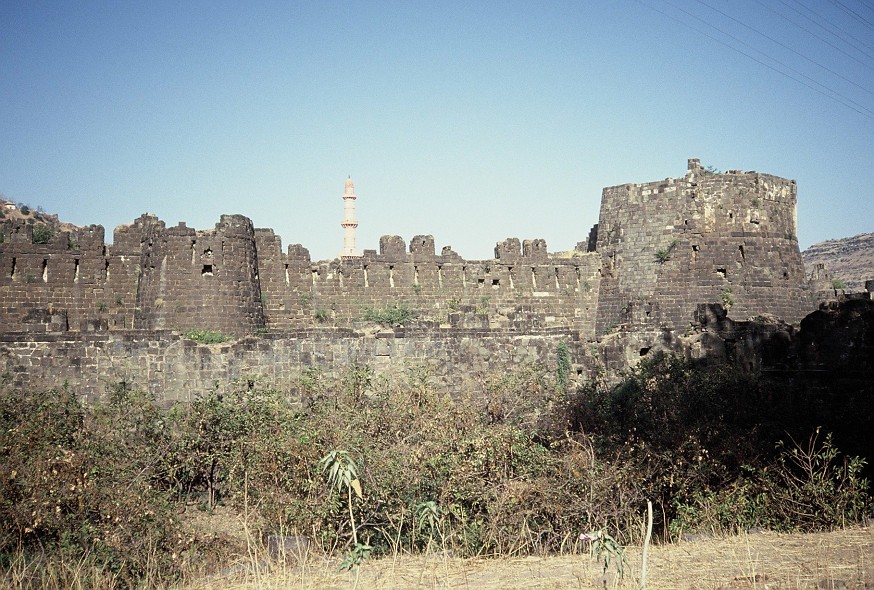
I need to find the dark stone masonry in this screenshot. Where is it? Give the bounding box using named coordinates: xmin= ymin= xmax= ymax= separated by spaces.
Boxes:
xmin=1 ymin=159 xmax=851 ymax=402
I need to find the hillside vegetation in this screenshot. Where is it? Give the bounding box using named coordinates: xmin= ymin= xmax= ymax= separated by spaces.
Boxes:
xmin=1 ymin=355 xmax=871 ymax=588
xmin=803 ymin=232 xmax=874 ymax=291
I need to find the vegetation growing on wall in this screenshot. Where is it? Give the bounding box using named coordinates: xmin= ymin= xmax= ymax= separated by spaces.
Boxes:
xmin=362 ymin=302 xmax=413 ymax=326
xmin=31 ymin=224 xmax=55 ymax=244
xmin=654 ymin=239 xmax=680 ymax=264
xmin=183 ymin=329 xmax=231 ymax=344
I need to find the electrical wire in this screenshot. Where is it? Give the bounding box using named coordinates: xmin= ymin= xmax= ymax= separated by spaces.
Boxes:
xmin=789 ymin=0 xmax=874 ymax=58
xmin=697 ymin=0 xmax=874 ymax=96
xmin=831 ymin=0 xmax=874 ymax=31
xmin=635 ymin=0 xmax=874 ymax=119
xmin=753 ymin=0 xmax=874 ymax=71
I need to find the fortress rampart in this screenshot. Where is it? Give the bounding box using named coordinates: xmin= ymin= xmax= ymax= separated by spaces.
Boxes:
xmin=595 ymin=159 xmax=812 ymax=333
xmin=0 ymin=159 xmax=823 ymax=400
xmin=0 ymin=158 xmax=816 ymax=339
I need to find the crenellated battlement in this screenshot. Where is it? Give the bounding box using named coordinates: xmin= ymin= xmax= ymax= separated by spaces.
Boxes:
xmin=0 ymin=159 xmax=818 ymax=340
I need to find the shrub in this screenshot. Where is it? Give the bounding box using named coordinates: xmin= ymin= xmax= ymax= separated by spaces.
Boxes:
xmin=0 ymin=382 xmax=188 ymax=584
xmin=569 ymin=354 xmax=872 ymax=539
xmin=721 ymin=286 xmax=735 ymax=309
xmin=184 ymin=329 xmax=231 ymax=344
xmin=654 ymin=239 xmax=679 ymax=264
xmin=161 ymin=377 xmax=322 ymax=531
xmin=670 ymin=430 xmax=871 ymax=535
xmin=362 ymin=302 xmax=412 ymax=326
xmin=32 ymin=224 xmax=55 ymax=244
xmin=1 ymin=357 xmax=870 ymax=584
xmin=555 ymin=340 xmax=572 ymax=393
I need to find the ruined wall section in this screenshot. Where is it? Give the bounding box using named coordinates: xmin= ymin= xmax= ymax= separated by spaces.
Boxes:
xmin=1 ymin=328 xmax=589 ymax=405
xmin=132 ymin=215 xmax=265 ymax=336
xmin=595 ymin=158 xmax=814 ymax=335
xmin=0 ymin=221 xmax=139 ymax=332
xmin=254 ymin=233 xmax=601 ymax=338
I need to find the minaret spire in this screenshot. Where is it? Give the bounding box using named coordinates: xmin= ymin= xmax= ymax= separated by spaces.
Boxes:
xmin=340 ymin=176 xmax=361 ymax=258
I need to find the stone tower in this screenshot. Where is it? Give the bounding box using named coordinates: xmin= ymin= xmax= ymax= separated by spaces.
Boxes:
xmin=594 ymin=158 xmax=814 ymax=334
xmin=340 ymin=176 xmax=361 ymax=258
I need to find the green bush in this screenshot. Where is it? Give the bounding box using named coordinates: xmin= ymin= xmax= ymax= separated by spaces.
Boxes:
xmin=670 ymin=430 xmax=870 ymax=536
xmin=162 ymin=378 xmax=320 ymax=527
xmin=362 ymin=302 xmax=413 ymax=326
xmin=654 ymin=239 xmax=679 ymax=264
xmin=0 ymin=383 xmax=188 ymax=584
xmin=31 ymin=224 xmax=55 ymax=244
xmin=1 ymin=357 xmax=870 ymax=585
xmin=568 ymin=354 xmax=872 ymax=539
xmin=183 ymin=329 xmax=231 ymax=344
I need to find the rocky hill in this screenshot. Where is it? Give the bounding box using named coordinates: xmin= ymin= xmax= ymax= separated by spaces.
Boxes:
xmin=802 ymin=232 xmax=874 ymax=291
xmin=0 ymin=196 xmax=78 ymax=234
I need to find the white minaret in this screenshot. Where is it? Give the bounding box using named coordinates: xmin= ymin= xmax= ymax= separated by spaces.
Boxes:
xmin=340 ymin=176 xmax=361 ymax=258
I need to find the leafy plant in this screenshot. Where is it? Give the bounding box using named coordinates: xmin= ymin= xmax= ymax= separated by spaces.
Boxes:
xmin=339 ymin=541 xmax=372 ymax=571
xmin=32 ymin=224 xmax=55 ymax=244
xmin=314 ymin=307 xmax=330 ymax=322
xmin=654 ymin=239 xmax=679 ymax=264
xmin=319 ymin=450 xmax=363 ymax=545
xmin=832 ymin=278 xmax=846 ymax=291
xmin=414 ymin=500 xmax=442 ymax=550
xmin=763 ymin=429 xmax=870 ymax=530
xmin=362 ymin=302 xmax=412 ymax=326
xmin=721 ymin=286 xmax=735 ymax=309
xmin=579 ymin=529 xmax=628 ymax=580
xmin=670 ymin=429 xmax=871 ymax=536
xmin=556 ymin=340 xmax=572 ymax=393
xmin=184 ymin=329 xmax=231 ymax=344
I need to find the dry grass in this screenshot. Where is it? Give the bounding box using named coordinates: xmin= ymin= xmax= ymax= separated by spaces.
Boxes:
xmin=182 ymin=525 xmax=873 ymax=590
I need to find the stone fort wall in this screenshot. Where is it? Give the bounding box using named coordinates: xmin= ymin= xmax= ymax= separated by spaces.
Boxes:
xmin=0 ymin=159 xmax=817 ymax=346
xmin=595 ymin=159 xmax=814 ymax=333
xmin=0 ymin=328 xmax=589 ymax=404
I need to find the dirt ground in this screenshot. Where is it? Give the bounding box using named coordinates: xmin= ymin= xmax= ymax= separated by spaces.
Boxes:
xmin=187 ymin=525 xmax=873 ymax=590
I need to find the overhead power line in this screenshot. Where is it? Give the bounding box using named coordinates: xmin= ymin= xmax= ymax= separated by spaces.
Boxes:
xmin=697 ymin=0 xmax=874 ymax=96
xmin=789 ymin=0 xmax=874 ymax=59
xmin=636 ymin=0 xmax=874 ymax=119
xmin=754 ymin=0 xmax=874 ymax=71
xmin=831 ymin=0 xmax=874 ymax=31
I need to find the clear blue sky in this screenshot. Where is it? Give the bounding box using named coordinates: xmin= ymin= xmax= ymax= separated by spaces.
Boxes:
xmin=2 ymin=1 xmax=872 ymax=260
